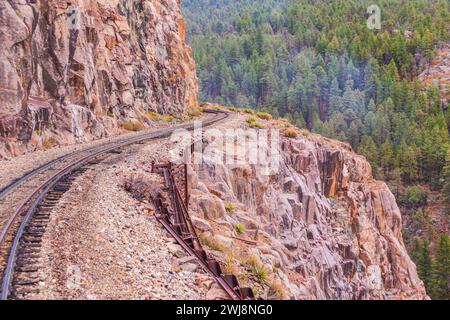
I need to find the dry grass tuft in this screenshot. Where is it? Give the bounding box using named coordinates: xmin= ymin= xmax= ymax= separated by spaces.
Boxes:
xmin=42 ymin=137 xmax=58 ymax=149
xmin=242 ymin=108 xmax=256 ymax=114
xmin=161 ymin=114 xmax=176 ymax=123
xmin=147 ymin=112 xmax=161 ymax=122
xmin=120 ymin=120 xmax=144 ymax=132
xmin=284 ymin=127 xmax=299 ymax=138
xmin=268 ymin=278 xmax=289 ymax=300
xmin=247 ymin=116 xmax=266 ymax=129
xmin=242 ymin=254 xmax=269 ymax=281
xmin=256 ymin=112 xmax=273 ymax=120
xmin=188 ymin=107 xmax=203 ymax=117
xmin=199 ymin=233 xmax=229 ymax=253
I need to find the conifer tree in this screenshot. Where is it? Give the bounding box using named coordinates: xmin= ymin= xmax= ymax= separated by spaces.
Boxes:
xmin=429 ymin=234 xmax=450 ymax=300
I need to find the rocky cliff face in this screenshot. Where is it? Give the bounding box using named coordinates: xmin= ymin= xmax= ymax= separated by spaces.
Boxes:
xmin=187 ymin=116 xmax=428 ymax=300
xmin=0 ymin=0 xmax=198 ymax=158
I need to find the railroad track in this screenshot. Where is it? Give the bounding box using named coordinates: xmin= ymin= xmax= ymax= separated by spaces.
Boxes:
xmin=0 ymin=110 xmax=228 ymax=300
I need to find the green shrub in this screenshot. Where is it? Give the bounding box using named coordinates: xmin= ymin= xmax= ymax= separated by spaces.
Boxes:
xmin=234 ymin=223 xmax=246 ymax=235
xmin=402 ymin=185 xmax=428 ymax=208
xmin=411 ymin=208 xmax=426 ymax=229
xmin=242 ymin=254 xmax=269 ymax=281
xmin=225 ymin=202 xmax=236 ymax=214
xmin=252 ymin=264 xmax=269 ymax=281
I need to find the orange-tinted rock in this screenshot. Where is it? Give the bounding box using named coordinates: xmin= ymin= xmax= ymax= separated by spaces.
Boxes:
xmin=0 ymin=0 xmax=198 ymax=158
xmin=190 ymin=129 xmax=428 ymax=300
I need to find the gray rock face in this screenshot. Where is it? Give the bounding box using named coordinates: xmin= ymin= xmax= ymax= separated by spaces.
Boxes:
xmin=0 ymin=0 xmax=198 ymax=158
xmin=189 ymin=130 xmax=428 ymax=300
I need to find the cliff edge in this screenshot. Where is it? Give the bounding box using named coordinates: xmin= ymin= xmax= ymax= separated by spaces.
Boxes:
xmin=187 ymin=114 xmax=428 ymax=300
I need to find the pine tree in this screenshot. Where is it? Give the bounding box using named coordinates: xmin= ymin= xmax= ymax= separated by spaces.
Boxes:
xmin=358 ymin=136 xmax=378 ymax=168
xmin=411 ymin=236 xmax=424 ymax=268
xmin=380 ymin=140 xmax=394 ymax=175
xmin=419 ymin=239 xmax=433 ymax=292
xmin=398 ymin=143 xmax=419 ymax=183
xmin=443 ymin=149 xmax=450 ymax=217
xmin=429 ymin=234 xmax=450 ymax=300
xmin=368 ymin=99 xmax=377 ymax=112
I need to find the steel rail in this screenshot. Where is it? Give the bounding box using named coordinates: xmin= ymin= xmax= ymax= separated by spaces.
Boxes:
xmin=0 ymin=110 xmax=229 ymax=300
xmin=0 ymin=155 xmax=67 ymax=201
xmin=0 ymin=110 xmax=228 ymax=202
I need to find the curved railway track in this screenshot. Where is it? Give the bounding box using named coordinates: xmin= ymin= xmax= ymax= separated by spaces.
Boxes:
xmin=0 ymin=110 xmax=228 ymax=300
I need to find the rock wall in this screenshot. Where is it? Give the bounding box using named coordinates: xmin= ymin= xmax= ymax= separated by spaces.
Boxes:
xmin=188 ymin=123 xmax=428 ymax=300
xmin=0 ymin=0 xmax=198 ymax=158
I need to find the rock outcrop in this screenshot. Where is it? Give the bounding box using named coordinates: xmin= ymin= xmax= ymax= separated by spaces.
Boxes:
xmin=418 ymin=42 xmax=449 ymax=107
xmin=188 ymin=118 xmax=428 ymax=300
xmin=0 ymin=0 xmax=198 ymax=158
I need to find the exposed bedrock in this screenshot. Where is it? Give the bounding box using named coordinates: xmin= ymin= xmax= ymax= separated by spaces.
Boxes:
xmin=0 ymin=0 xmax=198 ymax=158
xmin=189 ymin=133 xmax=428 ymax=300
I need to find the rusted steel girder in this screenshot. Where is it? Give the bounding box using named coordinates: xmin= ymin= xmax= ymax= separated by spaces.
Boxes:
xmin=152 ymin=163 xmax=255 ymax=300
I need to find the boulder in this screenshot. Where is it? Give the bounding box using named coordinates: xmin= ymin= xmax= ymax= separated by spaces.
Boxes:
xmin=191 ymin=216 xmax=212 ymax=232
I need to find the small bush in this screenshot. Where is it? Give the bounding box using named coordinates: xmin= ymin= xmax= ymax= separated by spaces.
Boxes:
xmin=161 ymin=114 xmax=175 ymax=123
xmin=225 ymin=202 xmax=236 ymax=214
xmin=252 ymin=264 xmax=269 ymax=281
xmin=247 ymin=116 xmax=257 ymax=123
xmin=224 ymin=252 xmax=238 ymax=275
xmin=268 ymin=278 xmax=289 ymax=300
xmin=242 ymin=108 xmax=256 ymax=114
xmin=247 ymin=116 xmax=265 ymax=129
xmin=243 ymin=254 xmax=269 ymax=281
xmin=188 ymin=107 xmax=203 ymax=117
xmin=42 ymin=137 xmax=58 ymax=149
xmin=402 ymin=185 xmax=428 ymax=208
xmin=147 ymin=112 xmax=161 ymax=121
xmin=120 ymin=121 xmax=144 ymax=132
xmin=234 ymin=223 xmax=246 ymax=235
xmin=199 ymin=233 xmax=227 ymax=253
xmin=411 ymin=208 xmax=426 ymax=229
xmin=34 ymin=129 xmax=43 ymax=136
xmin=300 ymin=129 xmax=310 ymax=137
xmin=256 ymin=112 xmax=273 ymax=120
xmin=284 ymin=127 xmax=298 ymax=138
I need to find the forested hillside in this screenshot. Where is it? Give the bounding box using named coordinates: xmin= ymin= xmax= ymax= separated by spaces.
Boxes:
xmin=183 ymin=0 xmax=449 ymax=299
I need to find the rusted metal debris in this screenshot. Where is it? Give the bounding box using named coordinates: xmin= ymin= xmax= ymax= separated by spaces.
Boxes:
xmin=152 ymin=162 xmax=255 ymax=300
